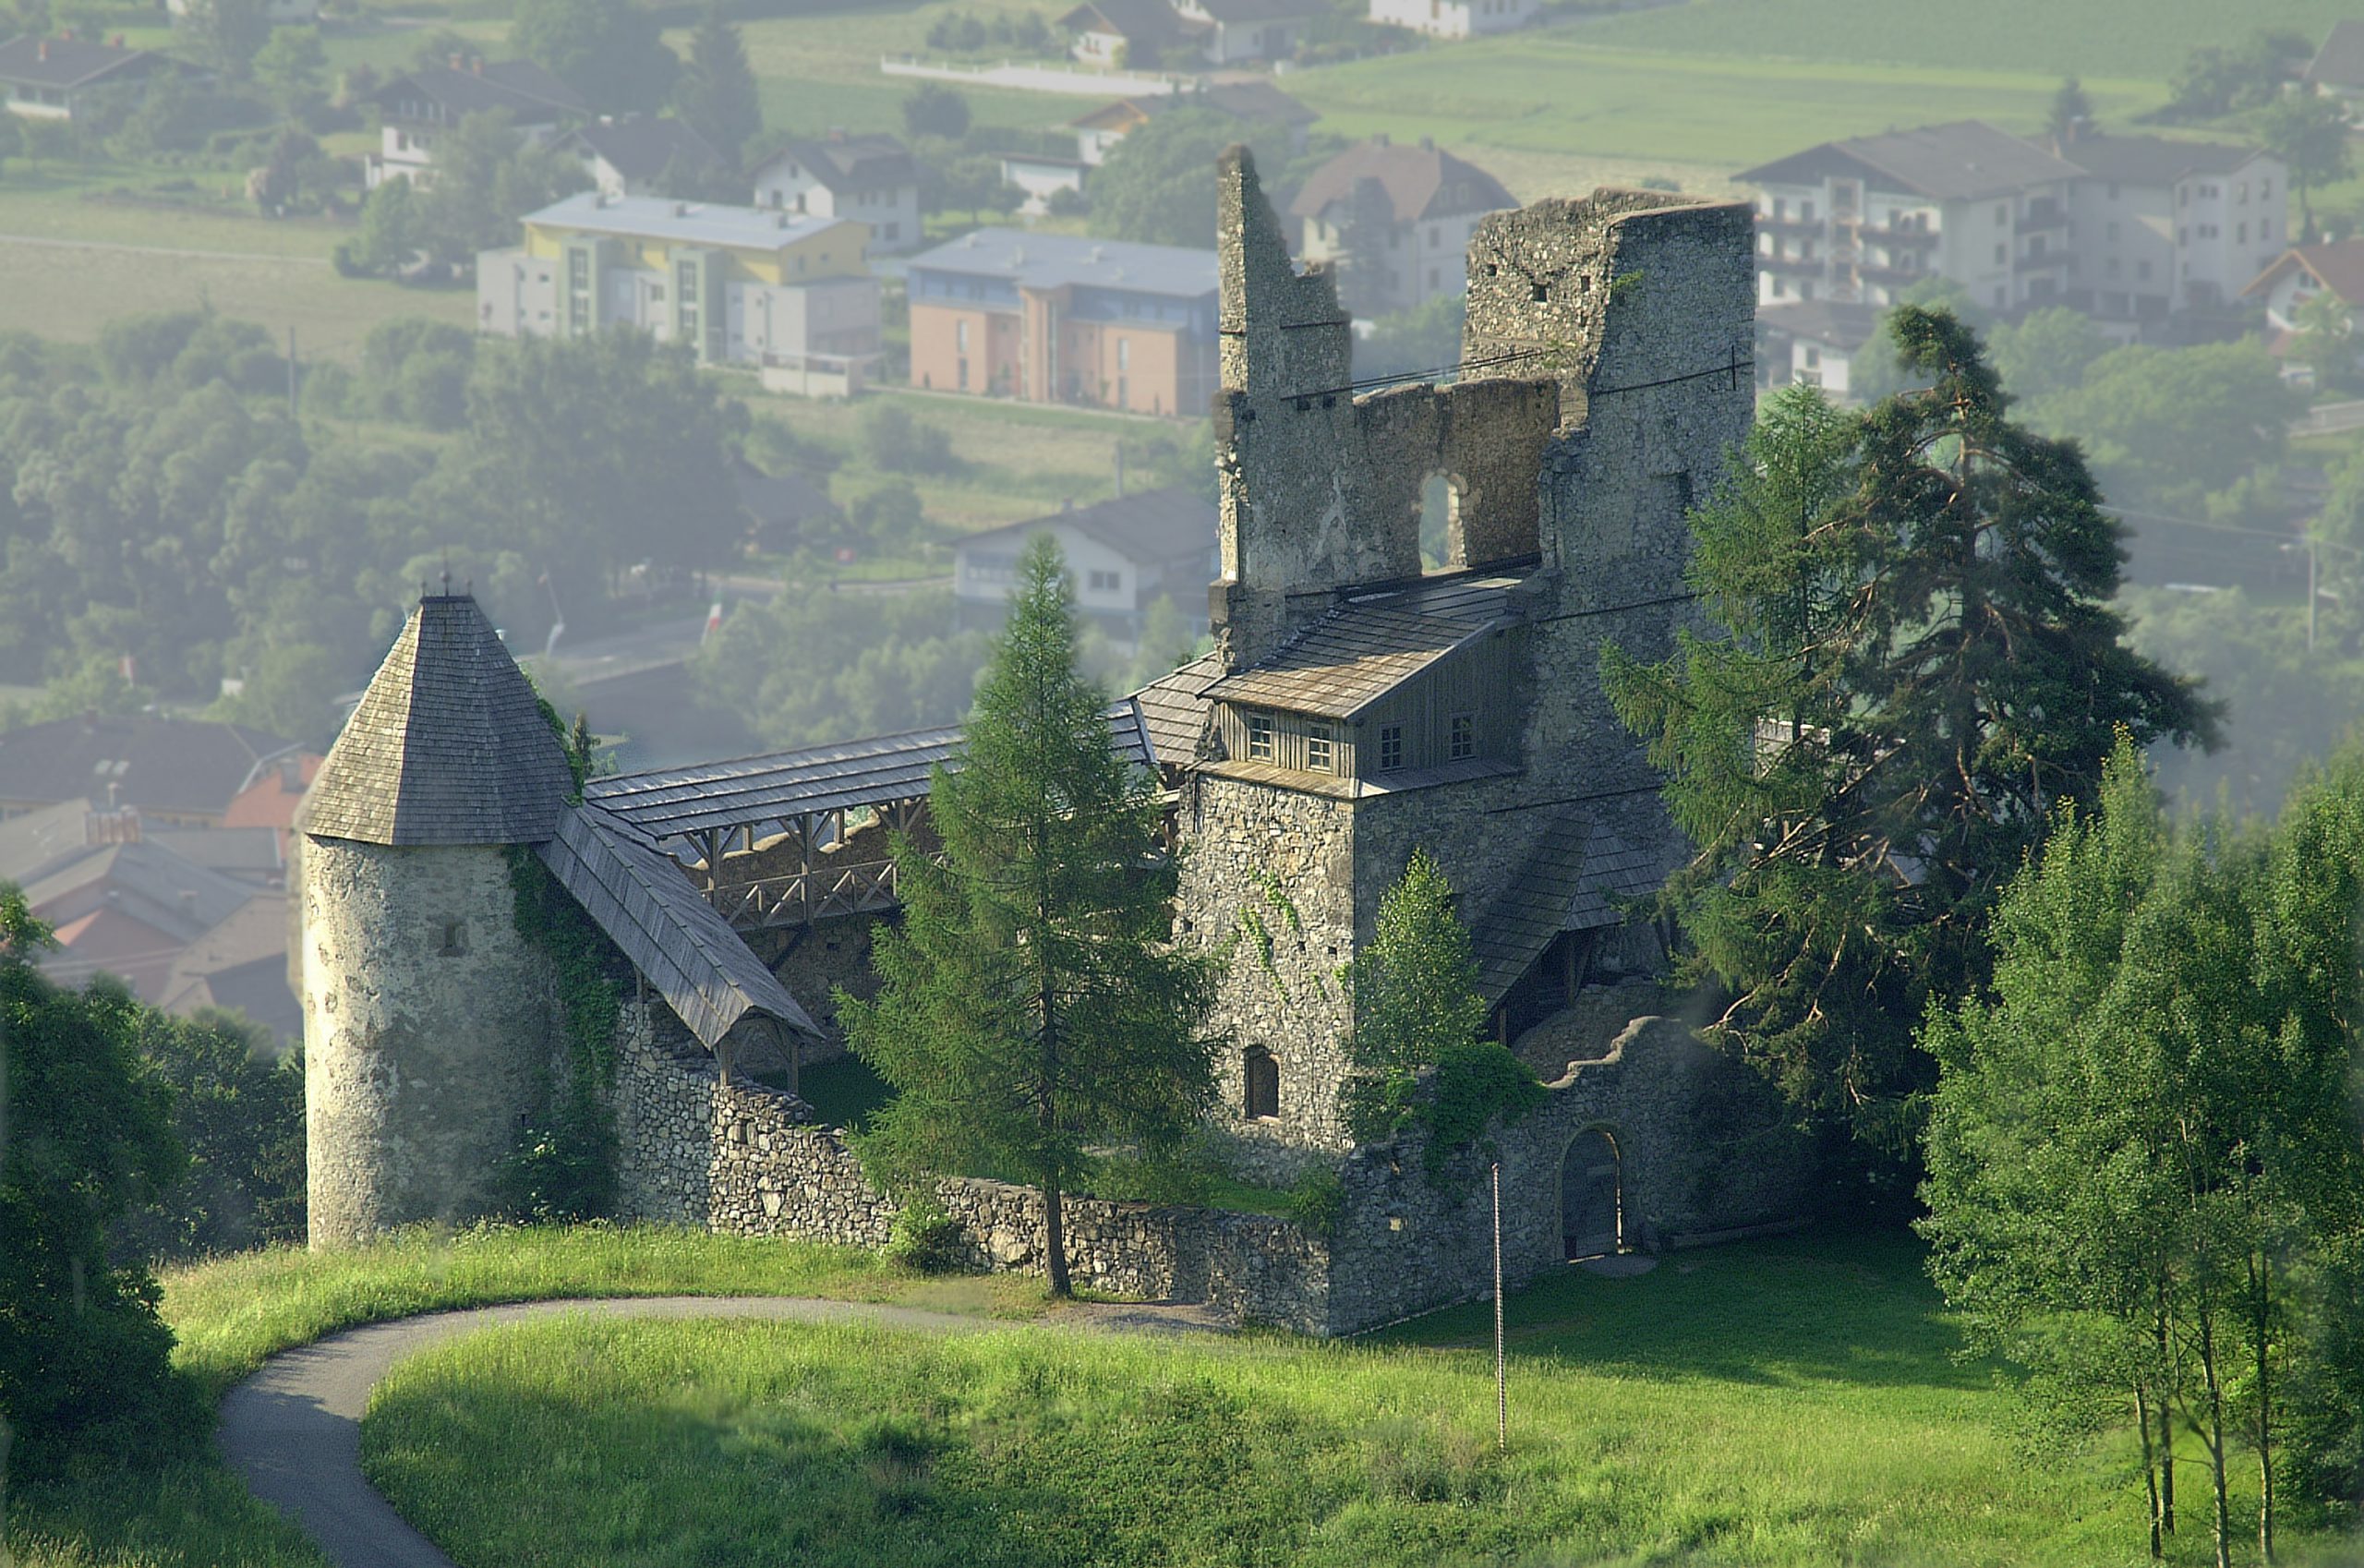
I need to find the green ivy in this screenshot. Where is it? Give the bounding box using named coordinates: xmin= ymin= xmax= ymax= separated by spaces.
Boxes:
xmin=499 ymin=845 xmax=621 ymax=1221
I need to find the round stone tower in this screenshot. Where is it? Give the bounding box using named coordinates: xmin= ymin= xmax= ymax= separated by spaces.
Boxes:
xmin=296 ymin=592 xmax=576 ymax=1247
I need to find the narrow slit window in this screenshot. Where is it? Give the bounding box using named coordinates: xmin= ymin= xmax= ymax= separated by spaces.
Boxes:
xmin=1243 ymin=1046 xmax=1280 ymax=1121
xmin=438 ymin=920 xmax=467 ymax=957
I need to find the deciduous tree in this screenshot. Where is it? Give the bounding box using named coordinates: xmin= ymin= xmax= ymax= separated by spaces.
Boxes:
xmin=2257 ymin=90 xmax=2354 ymax=242
xmin=841 ymin=537 xmax=1216 ymax=1297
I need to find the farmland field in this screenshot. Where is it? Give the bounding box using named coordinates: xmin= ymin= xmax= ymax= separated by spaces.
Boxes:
xmin=1572 ymin=0 xmax=2360 ymax=80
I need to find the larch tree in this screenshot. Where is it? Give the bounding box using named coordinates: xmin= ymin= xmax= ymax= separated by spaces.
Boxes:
xmin=1604 ymin=311 xmax=2217 ymax=1184
xmin=840 ymin=537 xmax=1216 ymax=1297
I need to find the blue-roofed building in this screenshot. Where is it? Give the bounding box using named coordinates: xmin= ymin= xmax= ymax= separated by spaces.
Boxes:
xmin=906 ymin=227 xmax=1217 ymax=416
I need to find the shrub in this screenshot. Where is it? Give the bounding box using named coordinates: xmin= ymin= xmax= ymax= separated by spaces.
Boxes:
xmin=884 ymin=1195 xmax=969 ymax=1274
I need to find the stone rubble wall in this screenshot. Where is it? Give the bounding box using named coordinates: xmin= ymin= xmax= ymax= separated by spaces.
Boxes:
xmin=609 ymin=1005 xmax=1333 ymax=1332
xmin=1324 ymin=1015 xmax=1810 ymax=1334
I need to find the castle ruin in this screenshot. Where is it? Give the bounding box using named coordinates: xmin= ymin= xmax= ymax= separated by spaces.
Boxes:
xmin=296 ymin=152 xmax=1808 ymax=1335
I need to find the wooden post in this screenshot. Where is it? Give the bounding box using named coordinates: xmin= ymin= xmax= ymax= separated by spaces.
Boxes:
xmin=1492 ymin=1161 xmax=1506 ymax=1453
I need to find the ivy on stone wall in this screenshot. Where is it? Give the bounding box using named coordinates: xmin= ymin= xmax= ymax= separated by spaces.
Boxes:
xmin=499 ymin=845 xmax=621 ymax=1221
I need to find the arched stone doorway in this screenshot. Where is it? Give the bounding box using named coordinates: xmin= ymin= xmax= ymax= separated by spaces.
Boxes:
xmin=1562 ymin=1127 xmax=1622 ymax=1260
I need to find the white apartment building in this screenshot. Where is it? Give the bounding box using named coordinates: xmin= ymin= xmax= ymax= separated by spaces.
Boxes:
xmin=1739 ymin=122 xmax=2081 ymax=315
xmin=1292 ymin=135 xmax=1516 ymax=317
xmin=1367 ymin=0 xmax=1537 ymax=40
xmin=1740 ymin=121 xmax=2290 ymax=326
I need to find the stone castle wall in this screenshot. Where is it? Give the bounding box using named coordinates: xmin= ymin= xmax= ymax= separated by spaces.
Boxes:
xmin=609 ymin=1005 xmax=1333 ymax=1332
xmin=303 ymin=838 xmax=558 ymax=1247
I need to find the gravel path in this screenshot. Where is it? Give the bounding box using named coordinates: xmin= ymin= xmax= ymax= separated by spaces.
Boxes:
xmin=217 ymin=1295 xmax=1011 ymax=1568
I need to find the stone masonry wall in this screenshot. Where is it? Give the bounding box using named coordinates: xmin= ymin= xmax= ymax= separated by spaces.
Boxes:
xmin=1175 ymin=774 xmax=1359 ymax=1177
xmin=609 ymin=1004 xmax=1332 ymax=1332
xmin=303 ymin=838 xmax=558 ymax=1247
xmin=1323 ymin=1016 xmax=1810 ymax=1334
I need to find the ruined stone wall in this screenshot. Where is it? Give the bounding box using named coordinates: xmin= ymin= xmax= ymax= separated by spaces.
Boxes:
xmin=610 ymin=1004 xmax=1332 ymax=1332
xmin=1175 ymin=773 xmax=1360 ymax=1174
xmin=302 ymin=838 xmax=557 ymax=1247
xmin=1324 ymin=1017 xmax=1810 ymax=1334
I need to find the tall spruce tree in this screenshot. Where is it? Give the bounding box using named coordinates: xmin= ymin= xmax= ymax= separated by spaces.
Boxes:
xmin=674 ymin=5 xmax=760 ymax=169
xmin=840 ymin=537 xmax=1215 ymax=1297
xmin=1604 ymin=311 xmax=2215 ymax=1183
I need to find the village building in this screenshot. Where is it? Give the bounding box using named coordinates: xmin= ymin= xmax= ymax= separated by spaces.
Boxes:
xmin=1754 ymin=298 xmax=1885 ymax=403
xmin=951 ymin=488 xmax=1217 ymax=645
xmin=2243 ymin=239 xmax=2364 ymax=385
xmin=365 ymin=56 xmax=584 ymax=190
xmin=1291 ymin=135 xmax=1518 ymax=316
xmin=905 ymin=227 xmax=1217 ymax=414
xmin=1060 ymin=0 xmax=1324 ymax=66
xmin=476 ymin=192 xmax=881 ymax=394
xmin=1739 ymin=119 xmax=2287 ymax=323
xmin=2303 ymin=19 xmax=2364 ymax=120
xmin=0 ymin=713 xmax=302 ymax=826
xmin=562 ymin=115 xmax=725 ymax=200
xmin=0 ymin=33 xmax=176 ymax=120
xmin=1366 ymin=0 xmax=1538 ymax=40
xmin=1069 ymin=81 xmax=1316 ymax=166
xmin=749 ymin=133 xmax=923 ymax=255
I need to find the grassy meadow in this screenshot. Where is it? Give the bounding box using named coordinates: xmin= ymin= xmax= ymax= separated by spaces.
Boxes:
xmin=356 ymin=1230 xmax=2283 ymax=1568
xmin=3 ymin=1225 xmax=1031 ymax=1568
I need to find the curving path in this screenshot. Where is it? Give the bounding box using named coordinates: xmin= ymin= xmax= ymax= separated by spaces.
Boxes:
xmin=218 ymin=1296 xmax=1013 ymax=1568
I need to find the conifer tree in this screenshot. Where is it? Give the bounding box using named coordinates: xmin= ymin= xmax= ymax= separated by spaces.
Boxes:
xmin=841 ymin=537 xmax=1215 ymax=1297
xmin=674 ymin=4 xmax=761 ymax=169
xmin=1605 ymin=312 xmax=2216 ymax=1181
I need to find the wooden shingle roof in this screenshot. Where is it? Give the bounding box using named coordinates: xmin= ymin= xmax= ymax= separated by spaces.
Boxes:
xmin=1469 ymin=818 xmax=1678 ymax=1002
xmin=588 ymin=706 xmax=1158 ymax=844
xmin=302 ymin=596 xmax=574 ymax=846
xmin=1206 ymin=570 xmax=1528 ymax=720
xmin=1130 ymin=651 xmax=1224 ymax=768
xmin=537 ymin=803 xmax=820 ymax=1047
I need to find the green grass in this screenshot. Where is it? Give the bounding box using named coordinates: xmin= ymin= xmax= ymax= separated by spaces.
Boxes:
xmin=1286 ymin=41 xmax=2165 ymax=180
xmin=356 ymin=1231 xmax=2301 ymax=1568
xmin=1570 ymin=0 xmax=2361 ymax=80
xmin=4 ymin=1224 xmax=1034 ymax=1568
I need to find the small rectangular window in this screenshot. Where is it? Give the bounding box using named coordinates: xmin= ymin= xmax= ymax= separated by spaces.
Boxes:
xmin=1305 ymin=723 xmax=1334 ymax=773
xmin=438 ymin=920 xmax=467 ymax=957
xmin=1378 ymin=723 xmax=1404 ymax=772
xmin=1449 ymin=714 xmax=1475 ymax=761
xmin=1246 ymin=712 xmax=1274 ymax=761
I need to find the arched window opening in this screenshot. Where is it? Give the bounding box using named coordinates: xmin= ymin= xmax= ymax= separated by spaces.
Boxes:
xmin=1243 ymin=1046 xmax=1281 ymax=1122
xmin=1562 ymin=1127 xmax=1623 ymax=1260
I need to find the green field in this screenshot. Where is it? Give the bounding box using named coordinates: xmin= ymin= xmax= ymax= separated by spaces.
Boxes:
xmin=1285 ymin=42 xmax=2162 ymax=193
xmin=1573 ymin=0 xmax=2359 ymax=80
xmin=356 ymin=1231 xmax=2299 ymax=1568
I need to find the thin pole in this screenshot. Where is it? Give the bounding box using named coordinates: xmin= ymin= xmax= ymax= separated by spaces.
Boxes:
xmin=2309 ymin=536 xmax=2319 ymax=655
xmin=1492 ymin=1161 xmax=1505 ymax=1453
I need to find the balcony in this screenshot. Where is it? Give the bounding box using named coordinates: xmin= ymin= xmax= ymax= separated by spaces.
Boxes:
xmin=2020 ymin=201 xmax=2070 ymax=233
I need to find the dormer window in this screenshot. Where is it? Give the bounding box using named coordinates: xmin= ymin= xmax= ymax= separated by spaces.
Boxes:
xmin=1449 ymin=713 xmax=1475 ymax=760
xmin=1378 ymin=724 xmax=1404 ymax=772
xmin=1247 ymin=712 xmax=1275 ymax=761
xmin=1305 ymin=723 xmax=1334 ymax=774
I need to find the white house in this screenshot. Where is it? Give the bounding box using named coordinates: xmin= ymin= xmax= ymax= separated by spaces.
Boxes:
xmin=2243 ymin=240 xmax=2364 ymax=383
xmin=1058 ymin=0 xmax=1322 ymax=67
xmin=1069 ymin=81 xmax=1315 ymax=165
xmin=1755 ymin=300 xmax=1885 ymax=404
xmin=0 ymin=34 xmax=176 ymax=121
xmin=1367 ymin=0 xmax=1537 ymax=41
xmin=1292 ymin=135 xmax=1516 ymax=316
xmin=999 ymin=151 xmax=1088 ymax=216
xmin=366 ymin=57 xmax=584 ymax=189
xmin=953 ymin=488 xmax=1217 ymax=646
xmin=750 ymin=133 xmax=923 ymax=255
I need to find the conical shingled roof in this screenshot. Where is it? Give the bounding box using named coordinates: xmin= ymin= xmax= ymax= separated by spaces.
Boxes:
xmin=302 ymin=595 xmax=573 ymax=846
